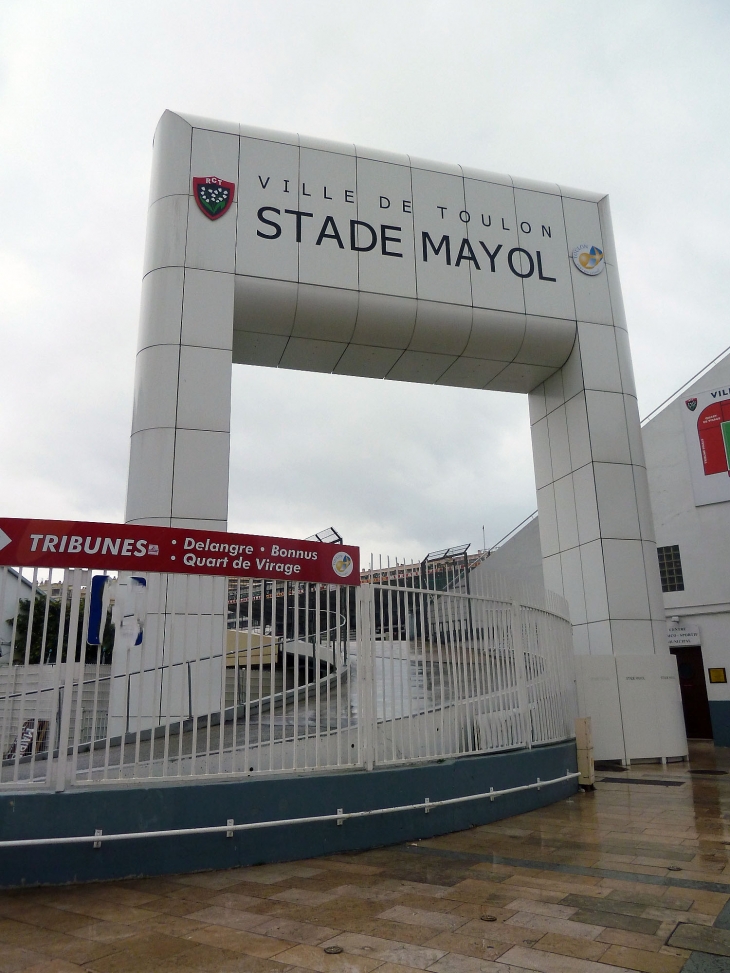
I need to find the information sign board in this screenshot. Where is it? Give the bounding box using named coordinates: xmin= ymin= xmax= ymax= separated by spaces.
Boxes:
xmin=0 ymin=518 xmax=359 ymax=586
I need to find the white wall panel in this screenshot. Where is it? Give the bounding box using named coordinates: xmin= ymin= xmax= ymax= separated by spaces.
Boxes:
xmin=143 ymin=195 xmax=188 ymax=276
xmin=334 ymin=344 xmax=403 ymax=379
xmin=559 ymin=341 xmax=584 ymax=403
xmin=233 ymin=276 xmax=297 ymax=338
xmin=131 ymin=345 xmax=180 ymax=433
xmin=386 ymin=351 xmax=456 ymax=385
xmin=654 ymin=655 xmax=688 ymax=756
xmin=517 ymin=316 xmax=576 ymax=367
xmin=576 ymin=322 xmax=622 ymax=392
xmin=231 ymin=331 xmax=288 ymax=367
xmin=543 ymin=369 xmax=565 ymax=416
xmin=185 ymin=196 xmax=236 ymax=273
xmin=571 ymin=623 xmax=589 ymax=656
xmin=180 ymin=113 xmax=239 ymax=136
xmin=435 ymin=356 xmax=507 ymax=389
xmin=602 ymin=539 xmax=651 ymax=620
xmin=605 ymin=263 xmax=628 ymax=330
xmin=580 ymin=540 xmax=609 ymax=623
xmin=565 ymin=392 xmax=592 ymax=470
xmin=386 ymin=350 xmax=455 ymax=384
xmin=126 ymin=427 xmax=175 ymax=522
xmin=463 ymin=178 xmax=523 ymax=313
xmin=351 ymin=292 xmax=416 ymax=350
xmin=554 ymin=474 xmax=579 ymax=551
xmin=138 ymin=267 xmax=184 ymax=351
xmin=190 ymin=129 xmax=239 ymax=197
xmin=237 ymin=136 xmax=300 ymax=281
xmin=634 ymin=467 xmax=657 ymax=542
xmin=624 ymin=395 xmax=646 ymax=467
xmin=292 ymin=284 xmax=358 ymax=344
xmin=593 ymin=463 xmax=641 ymax=540
xmin=280 ymin=337 xmax=348 ymax=373
xmin=530 ymin=417 xmax=553 ymax=490
xmin=562 ymin=196 xmax=612 ymax=326
xmin=514 ymin=189 xmax=574 ymax=321
xmin=298 ymin=147 xmax=358 ymax=289
xmin=560 ymin=546 xmax=586 ymax=625
xmin=586 ymin=619 xmax=613 ymax=655
xmin=356 ymin=144 xmax=410 ymax=166
xmin=574 ymin=656 xmax=626 ymax=761
xmin=614 ymin=327 xmax=637 ymax=396
xmin=176 ymin=346 xmax=232 ymax=432
xmin=464 ymin=307 xmax=524 ymax=362
xmin=642 ymin=540 xmax=667 ymax=621
xmin=408 ymin=301 xmax=471 ymax=356
xmin=615 ymin=656 xmax=662 ymax=759
xmin=611 ymin=619 xmax=655 ymax=656
xmin=547 ymin=406 xmax=571 ymax=481
xmin=149 ymin=111 xmax=192 ymax=206
xmin=542 ymin=552 xmax=563 ymax=596
xmin=239 ymin=122 xmax=298 ymax=145
xmin=584 ymin=390 xmax=632 ymax=464
xmin=169 ymin=517 xmax=227 ymax=531
xmin=355 ymin=157 xmax=416 ymax=298
xmin=181 ymin=269 xmax=234 ymax=350
xmin=171 ymin=429 xmax=229 ymax=522
xmin=411 ymin=168 xmax=470 ymax=305
xmin=486 ymin=362 xmax=555 ymax=392
xmin=528 ymin=384 xmax=547 ymax=425
xmin=536 ymin=482 xmax=559 ymax=558
xmin=572 ymin=463 xmax=600 ymax=545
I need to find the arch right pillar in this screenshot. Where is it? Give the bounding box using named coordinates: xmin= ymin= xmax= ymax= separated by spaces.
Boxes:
xmin=529 ymin=198 xmax=687 ymax=762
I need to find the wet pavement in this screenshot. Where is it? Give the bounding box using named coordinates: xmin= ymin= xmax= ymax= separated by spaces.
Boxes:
xmin=2 ymin=741 xmax=730 ymax=972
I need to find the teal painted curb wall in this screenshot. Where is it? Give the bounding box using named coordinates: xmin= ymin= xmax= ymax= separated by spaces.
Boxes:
xmin=0 ymin=741 xmax=577 ymax=888
xmin=709 ymin=701 xmax=730 ymax=747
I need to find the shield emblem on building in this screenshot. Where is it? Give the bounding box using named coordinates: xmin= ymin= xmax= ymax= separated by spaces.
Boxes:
xmin=193 ymin=176 xmax=235 ymax=220
xmin=686 ymin=398 xmax=698 ymax=411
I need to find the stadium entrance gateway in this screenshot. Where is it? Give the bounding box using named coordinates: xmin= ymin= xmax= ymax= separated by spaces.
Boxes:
xmin=126 ymin=110 xmax=686 ymax=760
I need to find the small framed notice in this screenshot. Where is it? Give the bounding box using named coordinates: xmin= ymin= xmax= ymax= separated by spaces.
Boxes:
xmin=708 ymin=668 xmax=727 ymax=684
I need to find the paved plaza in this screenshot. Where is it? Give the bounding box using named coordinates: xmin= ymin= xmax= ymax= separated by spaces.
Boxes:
xmin=2 ymin=743 xmax=730 ymax=972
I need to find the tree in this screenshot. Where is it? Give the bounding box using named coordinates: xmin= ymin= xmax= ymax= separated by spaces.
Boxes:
xmin=10 ymin=595 xmax=114 ymax=665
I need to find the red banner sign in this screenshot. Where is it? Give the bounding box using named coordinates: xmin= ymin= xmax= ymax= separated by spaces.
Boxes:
xmin=0 ymin=518 xmax=359 ymax=586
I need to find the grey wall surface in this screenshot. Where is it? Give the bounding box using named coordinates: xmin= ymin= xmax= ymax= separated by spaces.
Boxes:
xmin=476 ymin=518 xmax=544 ymax=592
xmin=643 ymin=353 xmax=730 ymax=745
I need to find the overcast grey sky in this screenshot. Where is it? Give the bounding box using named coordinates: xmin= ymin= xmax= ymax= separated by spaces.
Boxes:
xmin=1 ymin=1 xmax=728 ymax=558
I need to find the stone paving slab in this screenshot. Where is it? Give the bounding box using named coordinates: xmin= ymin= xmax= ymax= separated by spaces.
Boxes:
xmin=3 ymin=741 xmax=730 ymax=973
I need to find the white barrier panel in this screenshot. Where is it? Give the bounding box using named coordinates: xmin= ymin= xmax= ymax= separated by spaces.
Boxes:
xmin=575 ymin=654 xmax=687 ymax=763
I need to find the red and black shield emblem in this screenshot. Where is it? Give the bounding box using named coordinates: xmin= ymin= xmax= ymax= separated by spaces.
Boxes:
xmin=193 ymin=176 xmax=235 ymax=220
xmin=686 ymin=398 xmax=698 ymax=411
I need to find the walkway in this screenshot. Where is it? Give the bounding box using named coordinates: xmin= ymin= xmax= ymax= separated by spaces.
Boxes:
xmin=1 ymin=743 xmax=730 ymax=972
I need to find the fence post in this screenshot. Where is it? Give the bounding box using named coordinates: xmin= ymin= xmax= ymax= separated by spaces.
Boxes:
xmin=511 ymin=601 xmax=532 ymax=750
xmin=358 ymin=584 xmax=376 ymax=771
xmin=55 ymin=570 xmax=83 ymax=791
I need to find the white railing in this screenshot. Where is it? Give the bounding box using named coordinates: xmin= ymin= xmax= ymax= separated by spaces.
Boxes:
xmin=0 ymin=559 xmax=576 ymax=791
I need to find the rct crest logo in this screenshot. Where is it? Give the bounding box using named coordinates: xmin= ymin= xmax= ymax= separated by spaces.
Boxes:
xmin=193 ymin=176 xmax=235 ymax=220
xmin=332 ymin=551 xmax=354 ymax=579
xmin=686 ymin=398 xmax=698 ymax=411
xmin=572 ymin=244 xmax=605 ymax=276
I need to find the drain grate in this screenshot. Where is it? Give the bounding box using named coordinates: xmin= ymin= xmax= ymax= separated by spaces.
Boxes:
xmin=599 ymin=777 xmax=685 ymax=787
xmin=689 ymin=769 xmax=728 ymax=776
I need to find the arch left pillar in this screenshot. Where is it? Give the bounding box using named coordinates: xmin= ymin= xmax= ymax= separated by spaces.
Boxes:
xmin=115 ymin=111 xmax=237 ymax=733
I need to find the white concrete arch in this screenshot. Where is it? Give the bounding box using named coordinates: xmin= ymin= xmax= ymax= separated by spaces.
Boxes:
xmin=125 ymin=111 xmax=685 ymax=760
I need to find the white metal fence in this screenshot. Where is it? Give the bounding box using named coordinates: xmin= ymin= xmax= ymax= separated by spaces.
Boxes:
xmin=0 ymin=558 xmax=576 ymax=791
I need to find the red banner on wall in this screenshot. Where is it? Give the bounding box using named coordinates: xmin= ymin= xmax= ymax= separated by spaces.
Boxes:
xmin=0 ymin=518 xmax=359 ymax=586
